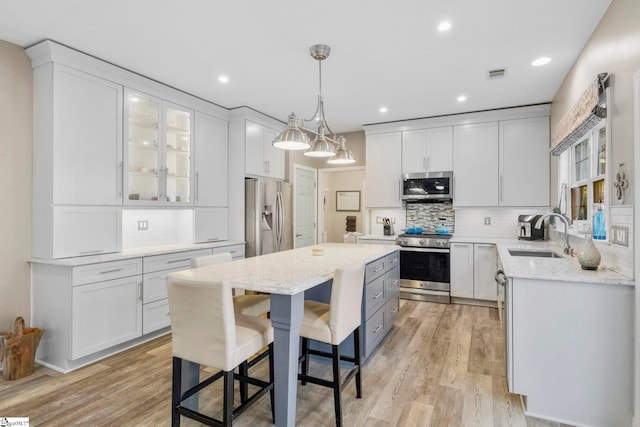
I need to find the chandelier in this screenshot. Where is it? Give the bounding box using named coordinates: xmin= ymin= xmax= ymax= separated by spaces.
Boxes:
xmin=272 ymin=44 xmax=355 ymax=164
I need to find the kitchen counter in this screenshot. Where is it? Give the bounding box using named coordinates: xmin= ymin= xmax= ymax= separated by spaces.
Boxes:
xmin=29 ymin=240 xmax=246 ymax=266
xmin=451 ymin=236 xmax=633 ymax=286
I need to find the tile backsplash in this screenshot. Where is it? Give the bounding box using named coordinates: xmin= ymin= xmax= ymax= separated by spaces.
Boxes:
xmin=406 ymin=201 xmax=455 ymax=233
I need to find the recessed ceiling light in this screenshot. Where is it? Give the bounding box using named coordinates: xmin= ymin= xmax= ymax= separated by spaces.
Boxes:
xmin=130 ymin=96 xmax=139 ymax=103
xmin=379 ymin=106 xmax=388 ymax=113
xmin=438 ymin=21 xmax=452 ymax=32
xmin=457 ymin=95 xmax=467 ymax=102
xmin=218 ymin=75 xmax=229 ymax=84
xmin=531 ymin=57 xmax=552 ymax=66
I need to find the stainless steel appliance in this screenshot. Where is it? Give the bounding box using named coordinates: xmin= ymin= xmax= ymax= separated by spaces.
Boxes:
xmin=402 ymin=171 xmax=453 ymax=201
xmin=396 ymin=233 xmax=451 ymax=303
xmin=245 ymin=178 xmax=293 ymax=257
xmin=517 ymin=214 xmax=544 ymax=240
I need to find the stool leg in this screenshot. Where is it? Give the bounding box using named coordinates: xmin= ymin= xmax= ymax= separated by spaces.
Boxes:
xmin=301 ymin=337 xmax=309 ymax=386
xmin=223 ymin=370 xmax=234 ymax=427
xmin=354 ymin=327 xmax=362 ymax=399
xmin=332 ymin=344 xmax=343 ymax=427
xmin=239 ymin=361 xmax=248 ymax=403
xmin=171 ymin=357 xmax=182 ymax=427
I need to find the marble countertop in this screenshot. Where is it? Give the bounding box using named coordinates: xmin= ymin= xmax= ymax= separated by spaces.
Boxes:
xmin=356 ymin=234 xmax=398 ymax=241
xmin=29 ymin=240 xmax=246 ymax=266
xmin=493 ymin=239 xmax=633 ymax=286
xmin=170 ymin=243 xmax=399 ymax=295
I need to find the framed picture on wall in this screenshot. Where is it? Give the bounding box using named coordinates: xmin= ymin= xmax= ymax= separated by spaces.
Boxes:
xmin=336 ymin=191 xmax=360 ymax=211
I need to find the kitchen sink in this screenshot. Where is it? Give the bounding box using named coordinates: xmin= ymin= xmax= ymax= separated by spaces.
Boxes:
xmin=508 ymin=249 xmax=563 ymax=258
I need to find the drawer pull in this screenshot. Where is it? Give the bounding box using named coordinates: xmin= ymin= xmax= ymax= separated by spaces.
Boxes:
xmin=99 ymin=268 xmax=123 ymax=275
xmin=391 ymin=280 xmax=398 ymax=286
xmin=391 ymin=307 xmax=399 ymax=314
xmin=138 ymin=281 xmax=143 ymax=302
xmin=372 ymin=291 xmax=383 ymax=300
xmin=167 ymin=258 xmax=191 ymax=264
xmin=373 ymin=324 xmax=383 ymax=334
xmin=207 ymin=238 xmax=222 ymax=242
xmin=373 ymin=266 xmax=384 ymax=273
xmin=390 ymin=258 xmax=399 ymax=264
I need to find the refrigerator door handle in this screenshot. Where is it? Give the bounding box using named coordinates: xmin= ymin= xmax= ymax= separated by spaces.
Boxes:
xmin=275 ymin=191 xmax=284 ymax=251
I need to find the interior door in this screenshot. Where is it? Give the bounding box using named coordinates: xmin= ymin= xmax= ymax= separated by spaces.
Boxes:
xmin=295 ymin=166 xmax=316 ymax=248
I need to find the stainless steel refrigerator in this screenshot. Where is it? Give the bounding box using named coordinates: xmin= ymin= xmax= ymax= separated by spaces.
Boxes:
xmin=245 ymin=178 xmax=293 ymax=257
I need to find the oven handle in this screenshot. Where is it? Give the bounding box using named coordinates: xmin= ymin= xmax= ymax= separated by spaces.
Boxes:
xmin=399 ymin=247 xmax=450 ymax=253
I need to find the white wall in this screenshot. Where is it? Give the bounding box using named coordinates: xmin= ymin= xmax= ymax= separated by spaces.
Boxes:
xmin=0 ymin=40 xmax=32 ymax=330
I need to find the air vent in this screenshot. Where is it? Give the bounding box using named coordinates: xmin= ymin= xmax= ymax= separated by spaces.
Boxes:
xmin=487 ymin=68 xmax=507 ymax=80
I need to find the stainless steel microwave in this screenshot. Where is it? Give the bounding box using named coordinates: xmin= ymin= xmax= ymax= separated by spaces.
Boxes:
xmin=402 ymin=171 xmax=453 ymax=201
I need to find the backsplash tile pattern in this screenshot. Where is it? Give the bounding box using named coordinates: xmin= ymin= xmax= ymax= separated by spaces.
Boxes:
xmin=406 ymin=201 xmax=455 ymax=233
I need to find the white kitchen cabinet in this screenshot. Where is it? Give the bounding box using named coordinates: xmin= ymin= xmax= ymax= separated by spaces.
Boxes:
xmin=365 ymin=132 xmax=402 ymax=208
xmin=194 ymin=208 xmax=229 ymax=243
xmin=194 ymin=111 xmax=228 ymax=207
xmin=51 ymin=206 xmax=122 ymax=259
xmin=245 ymin=120 xmax=284 ymax=180
xmin=450 ymin=243 xmax=474 ymax=298
xmin=72 ymin=275 xmax=142 ymax=359
xmin=124 ymin=89 xmax=194 ymax=205
xmin=213 ymin=243 xmax=245 ymax=259
xmin=499 ymin=117 xmax=550 ymax=206
xmin=450 ymin=242 xmax=497 ymax=302
xmin=51 ymin=65 xmax=124 ymax=205
xmin=402 ymin=127 xmax=453 ymax=173
xmin=453 ymin=122 xmax=499 ymax=207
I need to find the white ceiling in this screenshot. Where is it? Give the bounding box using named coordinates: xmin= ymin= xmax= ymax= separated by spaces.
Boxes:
xmin=0 ymin=0 xmax=611 ymax=133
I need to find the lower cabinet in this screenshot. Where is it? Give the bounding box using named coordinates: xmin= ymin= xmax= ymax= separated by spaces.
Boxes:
xmin=450 ymin=243 xmax=497 ymax=302
xmin=31 ymin=242 xmax=244 ymax=373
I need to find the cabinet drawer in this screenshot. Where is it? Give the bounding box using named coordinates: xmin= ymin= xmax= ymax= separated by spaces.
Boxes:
xmin=143 ymin=249 xmax=212 ymax=274
xmin=364 ymin=308 xmax=385 ymax=356
xmin=365 ymin=258 xmax=386 ymax=282
xmin=73 ymin=258 xmax=142 ymax=286
xmin=384 ymin=265 xmax=400 ymax=300
xmin=213 ymin=244 xmax=245 ymax=259
xmin=365 ymin=275 xmax=385 ymax=317
xmin=143 ymin=299 xmax=171 ymax=334
xmin=384 ymin=297 xmax=400 ymax=328
xmin=385 ymin=251 xmax=400 ymax=271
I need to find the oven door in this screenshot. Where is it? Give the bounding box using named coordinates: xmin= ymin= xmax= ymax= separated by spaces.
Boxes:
xmin=399 ymin=247 xmax=450 ymax=291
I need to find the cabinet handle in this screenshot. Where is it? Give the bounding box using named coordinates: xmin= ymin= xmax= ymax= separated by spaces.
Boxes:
xmin=117 ymin=161 xmax=123 ymax=198
xmin=499 ymin=174 xmax=503 ymax=203
xmin=138 ymin=281 xmax=143 ymax=302
xmin=99 ymin=268 xmax=124 ymax=275
xmin=79 ymin=249 xmax=104 ymax=255
xmin=167 ymin=258 xmax=191 ymax=264
xmin=390 ymin=258 xmax=399 ymax=264
xmin=372 ymin=291 xmax=383 ymax=300
xmin=195 ymin=171 xmax=199 ymax=201
xmin=391 ymin=280 xmax=399 ymax=286
xmin=423 ymin=156 xmax=427 ymax=170
xmin=391 ymin=307 xmax=399 ymax=314
xmin=373 ymin=324 xmax=383 ymax=334
xmin=373 ymin=266 xmax=384 ymax=273
xmin=207 ymin=237 xmax=222 ymax=242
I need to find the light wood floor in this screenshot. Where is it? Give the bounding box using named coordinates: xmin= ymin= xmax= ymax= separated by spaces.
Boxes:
xmin=0 ymin=301 xmax=572 ymax=426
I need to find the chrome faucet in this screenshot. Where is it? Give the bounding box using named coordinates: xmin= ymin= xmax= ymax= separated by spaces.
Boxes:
xmin=535 ymin=213 xmax=573 ymax=256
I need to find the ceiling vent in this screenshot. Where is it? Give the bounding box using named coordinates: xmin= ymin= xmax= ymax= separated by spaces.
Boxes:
xmin=487 ymin=68 xmax=507 ymax=80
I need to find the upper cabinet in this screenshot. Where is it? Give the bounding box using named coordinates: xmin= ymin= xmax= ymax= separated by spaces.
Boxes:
xmin=365 ymin=132 xmax=402 ymax=208
xmin=194 ymin=111 xmax=228 ymax=207
xmin=453 ymin=122 xmax=500 ymax=207
xmin=402 ymin=126 xmax=453 ymax=173
xmin=245 ymin=120 xmax=284 ymax=180
xmin=51 ymin=65 xmax=124 ymax=205
xmin=499 ymin=117 xmax=550 ymax=206
xmin=124 ymin=89 xmax=193 ymax=206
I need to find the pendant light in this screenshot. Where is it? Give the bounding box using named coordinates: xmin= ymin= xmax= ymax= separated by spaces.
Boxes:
xmin=272 ymin=44 xmax=356 ymax=164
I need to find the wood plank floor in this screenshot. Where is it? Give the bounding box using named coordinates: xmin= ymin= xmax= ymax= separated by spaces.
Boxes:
xmin=0 ymin=301 xmax=572 ymax=426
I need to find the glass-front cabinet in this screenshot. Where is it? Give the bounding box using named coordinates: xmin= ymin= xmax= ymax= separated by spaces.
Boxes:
xmin=124 ymin=89 xmax=192 ymax=205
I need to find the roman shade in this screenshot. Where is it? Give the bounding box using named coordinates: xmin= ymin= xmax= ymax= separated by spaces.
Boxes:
xmin=551 ymin=73 xmax=609 ymax=156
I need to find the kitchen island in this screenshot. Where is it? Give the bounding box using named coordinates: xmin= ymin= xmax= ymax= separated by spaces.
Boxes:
xmin=169 ymin=242 xmax=399 ymax=427
xmin=494 ymin=239 xmax=634 ymax=426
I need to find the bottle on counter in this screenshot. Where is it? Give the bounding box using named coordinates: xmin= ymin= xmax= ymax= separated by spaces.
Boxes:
xmin=592 ymin=203 xmax=606 ymax=240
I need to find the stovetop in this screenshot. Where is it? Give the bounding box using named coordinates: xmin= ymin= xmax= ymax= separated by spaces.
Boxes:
xmin=396 ymin=233 xmax=452 ymax=248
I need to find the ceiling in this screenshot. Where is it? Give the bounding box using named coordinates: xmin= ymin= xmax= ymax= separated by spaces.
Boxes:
xmin=0 ymin=0 xmax=611 ymax=134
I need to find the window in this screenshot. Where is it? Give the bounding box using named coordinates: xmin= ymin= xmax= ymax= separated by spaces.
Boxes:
xmin=566 ymin=121 xmax=607 ymax=235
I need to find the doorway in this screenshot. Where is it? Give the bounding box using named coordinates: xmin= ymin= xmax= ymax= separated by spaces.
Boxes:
xmin=317 ymin=167 xmax=365 ymax=243
xmin=293 ymin=164 xmax=317 ymax=248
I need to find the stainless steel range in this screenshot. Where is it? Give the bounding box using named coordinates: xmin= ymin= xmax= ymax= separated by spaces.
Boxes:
xmin=396 ymin=233 xmax=451 ymax=303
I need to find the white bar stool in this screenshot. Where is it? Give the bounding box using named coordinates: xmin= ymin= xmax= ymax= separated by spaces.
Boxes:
xmin=298 ymin=262 xmax=366 ymax=427
xmin=167 ymin=276 xmax=274 ymax=426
